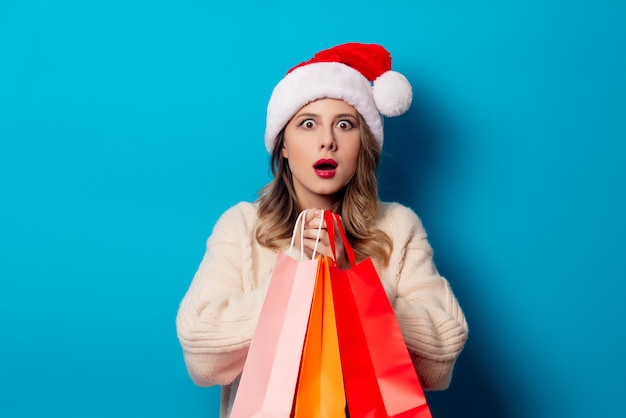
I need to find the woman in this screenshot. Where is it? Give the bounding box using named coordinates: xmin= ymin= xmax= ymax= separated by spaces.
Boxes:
xmin=176 ymin=42 xmax=468 ymax=417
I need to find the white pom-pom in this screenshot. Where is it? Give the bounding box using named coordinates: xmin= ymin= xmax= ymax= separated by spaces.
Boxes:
xmin=372 ymin=71 xmax=413 ymax=117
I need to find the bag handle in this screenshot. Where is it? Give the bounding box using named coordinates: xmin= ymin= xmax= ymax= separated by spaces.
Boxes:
xmin=288 ymin=209 xmax=325 ymax=261
xmin=323 ymin=211 xmax=357 ymax=267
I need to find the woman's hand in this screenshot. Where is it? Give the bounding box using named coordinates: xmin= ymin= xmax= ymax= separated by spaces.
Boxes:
xmin=297 ymin=210 xmax=347 ymax=267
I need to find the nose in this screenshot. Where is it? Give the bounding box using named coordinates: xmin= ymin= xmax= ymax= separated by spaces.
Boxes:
xmin=320 ymin=125 xmax=336 ymax=151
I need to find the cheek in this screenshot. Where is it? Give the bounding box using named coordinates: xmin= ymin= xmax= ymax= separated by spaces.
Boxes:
xmin=347 ymin=140 xmax=362 ymax=166
xmin=282 ymin=134 xmax=297 ymax=159
xmin=283 ymin=136 xmax=309 ymax=162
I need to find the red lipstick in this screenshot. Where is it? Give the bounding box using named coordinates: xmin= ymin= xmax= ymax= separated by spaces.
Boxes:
xmin=313 ymin=158 xmax=338 ymax=178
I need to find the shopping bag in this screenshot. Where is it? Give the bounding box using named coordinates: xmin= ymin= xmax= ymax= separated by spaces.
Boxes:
xmin=324 ymin=211 xmax=432 ymax=418
xmin=230 ymin=210 xmax=325 ymax=418
xmin=293 ymin=255 xmax=346 ymax=418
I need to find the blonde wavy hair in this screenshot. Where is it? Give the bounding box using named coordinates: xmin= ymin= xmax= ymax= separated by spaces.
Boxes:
xmin=255 ymin=113 xmax=393 ymax=266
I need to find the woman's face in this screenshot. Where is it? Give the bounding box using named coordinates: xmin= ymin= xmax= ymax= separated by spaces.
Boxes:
xmin=282 ymin=98 xmax=361 ymax=210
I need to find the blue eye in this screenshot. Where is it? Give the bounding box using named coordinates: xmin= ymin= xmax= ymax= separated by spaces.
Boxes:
xmin=300 ymin=119 xmax=317 ymax=129
xmin=337 ymin=120 xmax=354 ymax=130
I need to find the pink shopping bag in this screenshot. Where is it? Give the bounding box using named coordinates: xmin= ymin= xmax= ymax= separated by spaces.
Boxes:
xmin=230 ymin=210 xmax=325 ymax=418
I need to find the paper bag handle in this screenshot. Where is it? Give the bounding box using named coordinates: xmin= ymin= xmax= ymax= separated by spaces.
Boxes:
xmin=288 ymin=209 xmax=325 ymax=261
xmin=323 ymin=211 xmax=357 ymax=267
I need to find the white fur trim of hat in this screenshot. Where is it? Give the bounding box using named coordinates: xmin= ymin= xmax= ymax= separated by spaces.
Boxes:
xmin=264 ymin=42 xmax=412 ymax=153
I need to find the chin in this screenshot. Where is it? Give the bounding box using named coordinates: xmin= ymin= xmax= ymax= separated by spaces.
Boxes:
xmin=315 ymin=190 xmax=345 ymax=202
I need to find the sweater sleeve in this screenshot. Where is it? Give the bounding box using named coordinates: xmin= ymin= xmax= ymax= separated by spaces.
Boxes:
xmin=176 ymin=203 xmax=273 ymax=386
xmin=384 ymin=204 xmax=468 ymax=391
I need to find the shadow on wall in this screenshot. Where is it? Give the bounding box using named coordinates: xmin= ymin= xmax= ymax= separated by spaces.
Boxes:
xmin=378 ymin=84 xmax=513 ymax=418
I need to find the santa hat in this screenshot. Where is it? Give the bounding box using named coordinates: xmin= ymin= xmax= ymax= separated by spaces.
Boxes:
xmin=264 ymin=42 xmax=412 ymax=153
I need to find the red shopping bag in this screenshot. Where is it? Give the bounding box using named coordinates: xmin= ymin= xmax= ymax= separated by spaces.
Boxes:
xmin=324 ymin=211 xmax=432 ymax=418
xmin=230 ymin=211 xmax=323 ymax=418
xmin=293 ymin=255 xmax=346 ymax=417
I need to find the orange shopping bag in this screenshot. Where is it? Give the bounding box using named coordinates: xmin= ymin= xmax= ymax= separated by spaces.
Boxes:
xmin=293 ymin=255 xmax=346 ymax=417
xmin=324 ymin=211 xmax=432 ymax=418
xmin=230 ymin=210 xmax=325 ymax=418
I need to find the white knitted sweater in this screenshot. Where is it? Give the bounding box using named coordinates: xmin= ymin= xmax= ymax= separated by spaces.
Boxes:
xmin=176 ymin=201 xmax=468 ymax=417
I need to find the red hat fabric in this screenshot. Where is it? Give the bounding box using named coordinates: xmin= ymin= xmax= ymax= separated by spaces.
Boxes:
xmin=264 ymin=42 xmax=412 ymax=153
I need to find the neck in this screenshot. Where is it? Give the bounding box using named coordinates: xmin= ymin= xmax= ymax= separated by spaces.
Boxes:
xmin=296 ymin=194 xmax=339 ymax=211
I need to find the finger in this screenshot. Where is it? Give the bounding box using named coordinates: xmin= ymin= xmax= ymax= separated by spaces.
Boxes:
xmin=304 ymin=209 xmax=327 ymax=228
xmin=303 ymin=229 xmax=330 ymax=246
xmin=305 ymin=221 xmax=328 ymax=235
xmin=301 ymin=234 xmax=328 ymax=250
xmin=303 ymin=209 xmax=319 ymax=224
xmin=301 ymin=236 xmax=331 ymax=254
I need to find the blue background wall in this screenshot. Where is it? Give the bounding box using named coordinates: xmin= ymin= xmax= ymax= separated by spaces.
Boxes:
xmin=1 ymin=1 xmax=624 ymax=417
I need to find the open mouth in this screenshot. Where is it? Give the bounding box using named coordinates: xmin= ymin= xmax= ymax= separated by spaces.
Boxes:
xmin=313 ymin=159 xmax=338 ymax=170
xmin=313 ymin=159 xmax=338 ymax=178
xmin=314 ymin=163 xmax=336 ymax=170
